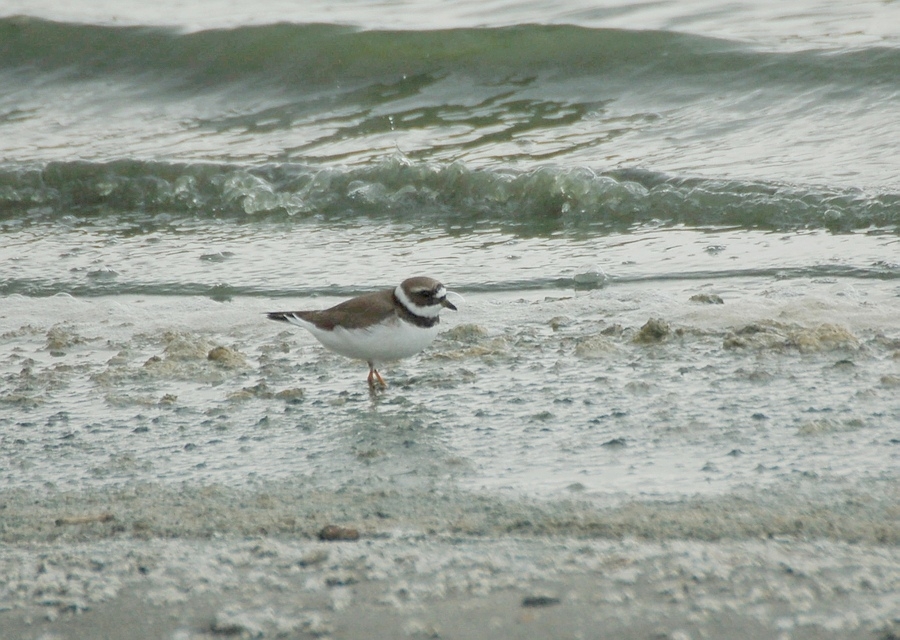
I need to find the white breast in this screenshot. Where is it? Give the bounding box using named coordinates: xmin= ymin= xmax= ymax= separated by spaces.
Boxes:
xmin=289 ymin=316 xmax=440 ymax=365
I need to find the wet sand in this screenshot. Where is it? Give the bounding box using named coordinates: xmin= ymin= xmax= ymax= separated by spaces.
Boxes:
xmin=2 ymin=263 xmax=899 ymax=640
xmin=2 ymin=482 xmax=898 ymax=639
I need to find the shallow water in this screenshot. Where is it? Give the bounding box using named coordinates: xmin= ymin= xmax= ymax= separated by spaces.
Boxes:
xmin=2 ymin=267 xmax=898 ymax=502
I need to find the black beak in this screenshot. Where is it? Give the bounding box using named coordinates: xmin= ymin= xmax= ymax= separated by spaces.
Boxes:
xmin=441 ymin=297 xmax=457 ymax=311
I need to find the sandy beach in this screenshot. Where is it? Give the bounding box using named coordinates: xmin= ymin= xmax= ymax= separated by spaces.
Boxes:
xmin=2 ymin=481 xmax=898 ymax=639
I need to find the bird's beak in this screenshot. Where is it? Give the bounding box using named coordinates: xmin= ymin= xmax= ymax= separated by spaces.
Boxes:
xmin=442 ymin=290 xmax=464 ymax=311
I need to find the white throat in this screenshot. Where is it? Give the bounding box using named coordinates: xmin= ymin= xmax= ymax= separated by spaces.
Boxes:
xmin=395 ymin=284 xmax=443 ymax=318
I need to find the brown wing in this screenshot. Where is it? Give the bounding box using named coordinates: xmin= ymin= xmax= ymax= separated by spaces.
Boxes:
xmin=268 ymin=288 xmax=397 ymax=330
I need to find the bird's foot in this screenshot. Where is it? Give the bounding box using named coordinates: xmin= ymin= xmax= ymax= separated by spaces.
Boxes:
xmin=367 ymin=366 xmax=387 ymax=390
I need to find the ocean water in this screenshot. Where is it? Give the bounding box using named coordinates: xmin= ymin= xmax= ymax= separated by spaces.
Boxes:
xmin=1 ymin=1 xmax=899 ymax=636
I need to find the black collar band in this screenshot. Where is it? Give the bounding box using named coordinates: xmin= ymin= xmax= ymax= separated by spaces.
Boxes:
xmin=393 ymin=292 xmax=440 ymax=328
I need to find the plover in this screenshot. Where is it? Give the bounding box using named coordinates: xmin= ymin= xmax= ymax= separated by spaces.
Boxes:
xmin=267 ymin=276 xmax=458 ymax=388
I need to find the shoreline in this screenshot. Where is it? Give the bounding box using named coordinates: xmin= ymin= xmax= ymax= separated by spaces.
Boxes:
xmin=1 ymin=482 xmax=898 ymax=639
xmin=3 ymin=533 xmax=898 ymax=640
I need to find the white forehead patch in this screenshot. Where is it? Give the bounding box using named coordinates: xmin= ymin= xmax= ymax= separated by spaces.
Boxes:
xmin=410 ymin=285 xmax=445 ymax=298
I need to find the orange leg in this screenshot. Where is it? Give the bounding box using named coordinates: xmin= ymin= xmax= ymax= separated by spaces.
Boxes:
xmin=367 ymin=363 xmax=387 ymax=388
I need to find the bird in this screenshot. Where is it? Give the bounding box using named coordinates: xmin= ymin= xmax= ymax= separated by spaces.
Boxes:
xmin=267 ymin=276 xmax=458 ymax=388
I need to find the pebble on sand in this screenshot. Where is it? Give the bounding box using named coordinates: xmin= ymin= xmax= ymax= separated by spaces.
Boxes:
xmin=318 ymin=525 xmax=360 ymax=541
